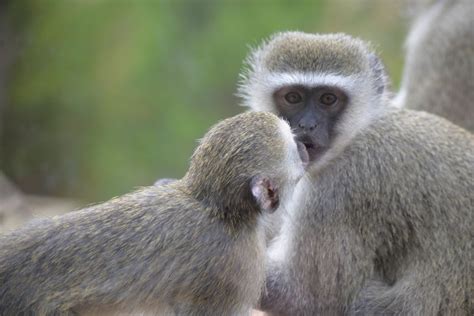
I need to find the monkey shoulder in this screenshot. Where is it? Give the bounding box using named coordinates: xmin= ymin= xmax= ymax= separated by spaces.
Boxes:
xmin=348 ymin=109 xmax=473 ymax=197
xmin=305 ymin=108 xmax=473 ymax=233
xmin=344 ymin=108 xmax=474 ymax=162
xmin=373 ymin=109 xmax=474 ymax=152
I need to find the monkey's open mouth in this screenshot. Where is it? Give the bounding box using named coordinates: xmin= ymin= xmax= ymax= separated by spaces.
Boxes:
xmin=302 ymin=142 xmax=325 ymax=163
xmin=296 ymin=135 xmax=326 ymax=163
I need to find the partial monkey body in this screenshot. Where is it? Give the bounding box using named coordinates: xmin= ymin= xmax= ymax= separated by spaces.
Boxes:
xmin=239 ymin=31 xmax=473 ymax=315
xmin=0 ymin=111 xmax=307 ymax=315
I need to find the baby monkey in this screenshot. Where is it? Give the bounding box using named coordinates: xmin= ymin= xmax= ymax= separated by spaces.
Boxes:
xmin=0 ymin=112 xmax=308 ymax=315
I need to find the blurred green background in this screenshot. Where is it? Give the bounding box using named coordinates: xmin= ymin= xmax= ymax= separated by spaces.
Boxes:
xmin=0 ymin=0 xmax=406 ymax=203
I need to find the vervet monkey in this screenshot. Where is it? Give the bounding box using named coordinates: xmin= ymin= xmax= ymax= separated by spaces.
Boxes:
xmin=0 ymin=112 xmax=309 ymax=315
xmin=239 ymin=31 xmax=473 ymax=315
xmin=394 ymin=0 xmax=474 ymax=132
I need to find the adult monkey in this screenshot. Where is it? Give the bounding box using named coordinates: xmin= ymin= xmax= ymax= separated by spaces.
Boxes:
xmin=394 ymin=0 xmax=474 ymax=132
xmin=239 ymin=32 xmax=473 ymax=315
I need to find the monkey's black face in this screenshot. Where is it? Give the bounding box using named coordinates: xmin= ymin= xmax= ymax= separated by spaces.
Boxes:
xmin=273 ymin=85 xmax=348 ymax=162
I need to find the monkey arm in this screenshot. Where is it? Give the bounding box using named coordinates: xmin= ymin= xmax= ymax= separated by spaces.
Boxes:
xmin=261 ymin=227 xmax=375 ymax=315
xmin=351 ymin=256 xmax=471 ymax=316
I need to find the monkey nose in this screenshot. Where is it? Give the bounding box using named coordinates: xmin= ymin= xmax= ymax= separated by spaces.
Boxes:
xmin=298 ymin=123 xmax=316 ymax=132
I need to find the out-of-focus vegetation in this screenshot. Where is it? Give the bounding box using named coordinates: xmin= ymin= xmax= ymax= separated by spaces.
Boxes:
xmin=0 ymin=0 xmax=406 ymax=202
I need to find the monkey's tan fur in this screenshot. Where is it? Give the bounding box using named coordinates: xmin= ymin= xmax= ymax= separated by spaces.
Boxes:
xmin=0 ymin=112 xmax=302 ymax=315
xmin=396 ymin=0 xmax=474 ymax=132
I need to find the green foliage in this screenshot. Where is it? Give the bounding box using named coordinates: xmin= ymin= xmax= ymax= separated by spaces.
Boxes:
xmin=2 ymin=0 xmax=405 ymax=201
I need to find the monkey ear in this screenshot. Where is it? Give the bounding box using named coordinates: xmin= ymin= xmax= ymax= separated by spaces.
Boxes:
xmin=368 ymin=52 xmax=389 ymax=95
xmin=250 ymin=175 xmax=280 ymax=213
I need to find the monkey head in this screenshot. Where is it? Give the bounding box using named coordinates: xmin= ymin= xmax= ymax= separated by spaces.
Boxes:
xmin=238 ymin=32 xmax=390 ymax=169
xmin=184 ymin=111 xmax=308 ymax=221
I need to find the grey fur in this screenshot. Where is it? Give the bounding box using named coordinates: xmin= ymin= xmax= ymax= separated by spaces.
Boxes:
xmin=263 ymin=109 xmax=473 ymax=315
xmin=396 ymin=0 xmax=474 ymax=132
xmin=240 ymin=31 xmax=474 ymax=315
xmin=0 ymin=112 xmax=299 ymax=315
xmin=248 ymin=32 xmax=371 ymax=74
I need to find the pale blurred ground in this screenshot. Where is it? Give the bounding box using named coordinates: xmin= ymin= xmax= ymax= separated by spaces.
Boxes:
xmin=0 ymin=172 xmax=78 ymax=233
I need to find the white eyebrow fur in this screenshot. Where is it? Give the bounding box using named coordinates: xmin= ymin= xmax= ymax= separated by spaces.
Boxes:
xmin=239 ymin=72 xmax=360 ymax=112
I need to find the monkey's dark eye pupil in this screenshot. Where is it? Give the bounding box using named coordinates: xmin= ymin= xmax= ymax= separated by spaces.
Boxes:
xmin=320 ymin=93 xmax=337 ymax=105
xmin=284 ymin=92 xmax=302 ymax=104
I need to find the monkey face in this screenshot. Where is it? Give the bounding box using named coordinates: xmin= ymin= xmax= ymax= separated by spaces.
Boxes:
xmin=273 ymin=85 xmax=348 ymax=162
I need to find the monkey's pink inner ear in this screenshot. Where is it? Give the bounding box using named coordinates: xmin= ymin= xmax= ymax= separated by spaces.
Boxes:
xmin=250 ymin=176 xmax=280 ymax=213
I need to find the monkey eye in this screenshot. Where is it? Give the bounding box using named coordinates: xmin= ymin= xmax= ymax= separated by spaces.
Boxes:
xmin=284 ymin=92 xmax=303 ymax=104
xmin=320 ymin=93 xmax=337 ymax=106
